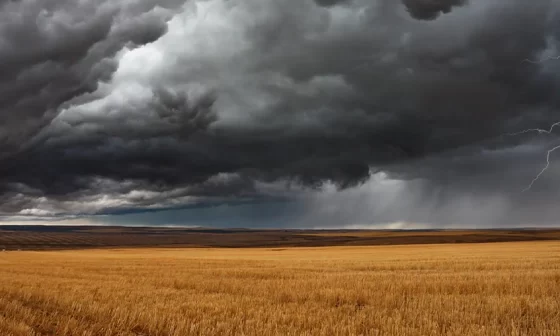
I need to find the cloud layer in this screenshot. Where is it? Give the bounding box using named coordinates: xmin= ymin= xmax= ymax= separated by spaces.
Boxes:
xmin=2 ymin=0 xmax=560 ymax=226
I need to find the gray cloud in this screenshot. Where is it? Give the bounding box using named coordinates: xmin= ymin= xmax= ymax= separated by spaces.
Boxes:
xmin=1 ymin=0 xmax=560 ymax=226
xmin=402 ymin=0 xmax=468 ymax=20
xmin=313 ymin=0 xmax=351 ymax=7
xmin=0 ymin=0 xmax=183 ymax=158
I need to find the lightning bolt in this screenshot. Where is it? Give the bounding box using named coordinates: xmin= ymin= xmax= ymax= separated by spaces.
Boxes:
xmin=506 ymin=121 xmax=560 ymax=191
xmin=523 ymin=144 xmax=560 ymax=192
xmin=506 ymin=54 xmax=560 ymax=191
xmin=522 ymin=55 xmax=560 ymax=64
xmin=506 ymin=123 xmax=560 ymax=192
xmin=506 ymin=121 xmax=560 ymax=137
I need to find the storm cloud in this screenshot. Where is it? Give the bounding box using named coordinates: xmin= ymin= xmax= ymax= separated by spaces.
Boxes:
xmin=402 ymin=0 xmax=468 ymax=20
xmin=1 ymin=0 xmax=560 ymax=226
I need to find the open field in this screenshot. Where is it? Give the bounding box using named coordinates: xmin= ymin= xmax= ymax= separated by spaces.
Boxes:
xmin=0 ymin=241 xmax=559 ymax=335
xmin=2 ymin=226 xmax=560 ymax=250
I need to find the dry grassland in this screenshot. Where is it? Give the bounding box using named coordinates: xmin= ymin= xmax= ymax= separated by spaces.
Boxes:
xmin=0 ymin=241 xmax=559 ymax=335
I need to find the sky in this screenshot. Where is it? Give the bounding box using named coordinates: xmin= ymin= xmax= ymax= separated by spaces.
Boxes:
xmin=2 ymin=0 xmax=560 ymax=228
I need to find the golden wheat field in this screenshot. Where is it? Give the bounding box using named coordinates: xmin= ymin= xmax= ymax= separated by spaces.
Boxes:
xmin=0 ymin=241 xmax=559 ymax=336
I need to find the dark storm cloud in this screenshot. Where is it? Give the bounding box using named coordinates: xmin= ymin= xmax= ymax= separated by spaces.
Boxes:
xmin=313 ymin=0 xmax=351 ymax=7
xmin=1 ymin=0 xmax=560 ymax=223
xmin=402 ymin=0 xmax=468 ymax=20
xmin=0 ymin=0 xmax=182 ymax=158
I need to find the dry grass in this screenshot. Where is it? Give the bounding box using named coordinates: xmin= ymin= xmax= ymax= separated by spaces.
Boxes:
xmin=0 ymin=241 xmax=559 ymax=335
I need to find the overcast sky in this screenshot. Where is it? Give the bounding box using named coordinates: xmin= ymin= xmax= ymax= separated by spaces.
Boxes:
xmin=2 ymin=0 xmax=560 ymax=228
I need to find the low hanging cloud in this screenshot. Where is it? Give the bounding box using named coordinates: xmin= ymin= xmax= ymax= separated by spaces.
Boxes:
xmin=1 ymin=0 xmax=560 ymax=227
xmin=402 ymin=0 xmax=468 ymax=20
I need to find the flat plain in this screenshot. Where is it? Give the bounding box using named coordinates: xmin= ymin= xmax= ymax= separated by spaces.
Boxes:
xmin=1 ymin=241 xmax=559 ymax=335
xmin=2 ymin=226 xmax=560 ymax=250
